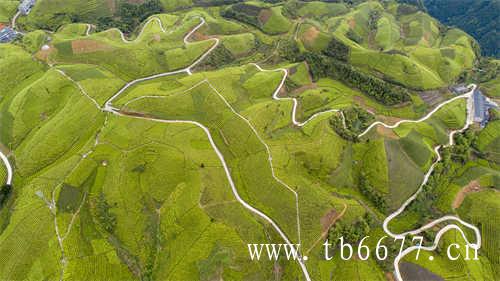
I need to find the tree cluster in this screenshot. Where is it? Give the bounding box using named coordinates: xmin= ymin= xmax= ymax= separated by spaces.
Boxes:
xmin=409 ymin=129 xmax=477 ymax=221
xmin=359 ymin=173 xmax=387 ymax=213
xmin=0 ymin=184 xmax=11 ymax=209
xmin=95 ymin=193 xmax=117 ymax=233
xmin=97 ymin=0 xmax=164 ymax=33
xmin=221 ymin=3 xmax=262 ymax=28
xmin=304 ymin=52 xmax=411 ymax=106
xmin=329 ymin=106 xmax=374 ymax=142
xmin=330 ymin=115 xmax=358 ymax=142
xmin=282 ymin=0 xmax=301 ymax=18
xmin=278 ymin=39 xmax=302 ymax=62
xmin=193 ymin=0 xmax=239 ymax=7
xmin=327 ymin=215 xmax=371 ymax=249
xmin=323 ymin=37 xmax=350 ymax=62
xmin=197 ymin=44 xmax=235 ymax=69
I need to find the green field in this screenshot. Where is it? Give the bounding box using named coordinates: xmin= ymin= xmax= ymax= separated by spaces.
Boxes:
xmin=0 ymin=0 xmax=497 ymax=280
xmin=42 ymin=15 xmax=215 ymax=80
xmin=296 ymin=1 xmax=476 ymax=90
xmin=0 ymin=0 xmax=17 ymax=23
xmin=0 ymin=159 xmax=5 ymax=184
xmin=458 ymin=190 xmax=500 ymax=276
xmin=20 ymin=0 xmax=112 ymax=30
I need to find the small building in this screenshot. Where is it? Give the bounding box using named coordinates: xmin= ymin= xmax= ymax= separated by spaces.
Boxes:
xmin=451 ymin=84 xmax=469 ymax=95
xmin=0 ymin=27 xmax=17 ymax=43
xmin=473 ymin=89 xmax=498 ymax=127
xmin=18 ymin=0 xmax=36 ymax=15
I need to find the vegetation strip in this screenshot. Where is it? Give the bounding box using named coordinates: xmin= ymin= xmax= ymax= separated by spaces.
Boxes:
xmin=252 ymin=63 xmax=484 ymax=281
xmin=5 ymin=6 xmax=492 ymax=280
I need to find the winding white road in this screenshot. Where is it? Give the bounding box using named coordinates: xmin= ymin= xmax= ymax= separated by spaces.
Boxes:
xmin=380 ymin=86 xmax=482 ymax=281
xmin=251 ymin=63 xmax=344 ymax=127
xmin=103 ymin=17 xmax=219 ymax=111
xmin=107 ymin=16 xmax=167 ymax=44
xmin=248 ymin=63 xmax=482 ymax=281
xmin=11 ymin=11 xmax=21 ymax=30
xmin=6 ymin=11 xmax=488 ymax=281
xmin=64 ymin=16 xmax=312 ymax=280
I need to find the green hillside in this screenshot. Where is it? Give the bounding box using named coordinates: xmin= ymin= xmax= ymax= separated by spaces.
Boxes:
xmin=0 ymin=1 xmax=497 ymax=280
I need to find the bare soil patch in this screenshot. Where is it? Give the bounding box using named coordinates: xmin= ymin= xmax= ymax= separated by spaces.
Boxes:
xmin=377 ymin=115 xmax=403 ymax=126
xmin=452 ymin=180 xmax=481 ymax=209
xmin=258 ymin=9 xmax=272 ymax=25
xmin=422 ymin=32 xmax=431 ymax=46
xmin=377 ymin=126 xmax=399 ymax=139
xmin=290 ymin=84 xmax=317 ymax=96
xmin=320 ymin=209 xmax=338 ymax=233
xmin=192 ymin=31 xmax=209 ymax=41
xmin=353 ymin=95 xmax=376 ymax=114
xmin=71 ymin=40 xmax=113 ymax=54
xmin=306 ymin=203 xmax=347 ymax=253
xmin=35 ymin=45 xmax=55 ymax=62
xmin=419 ymin=89 xmax=447 ymax=107
xmin=348 ymin=18 xmax=356 ymax=29
xmin=301 ymin=26 xmax=319 ymax=44
xmin=106 ymin=0 xmax=116 ymax=13
xmin=385 ymin=272 xmax=396 ymax=281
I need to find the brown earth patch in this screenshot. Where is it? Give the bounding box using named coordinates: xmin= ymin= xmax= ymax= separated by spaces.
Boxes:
xmin=422 ymin=31 xmax=431 ymax=46
xmin=348 ymin=18 xmax=356 ymax=29
xmin=35 ymin=46 xmax=55 ymax=62
xmin=385 ymin=272 xmax=396 ymax=281
xmin=71 ymin=40 xmax=113 ymax=54
xmin=378 ymin=115 xmax=403 ymax=126
xmin=0 ymin=143 xmax=10 ymax=155
xmin=305 ymin=203 xmax=347 ymax=254
xmin=353 ymin=95 xmax=376 ymax=114
xmin=377 ymin=126 xmax=399 ymax=139
xmin=119 ymin=110 xmax=153 ymax=118
xmin=320 ymin=209 xmax=338 ymax=233
xmin=301 ymin=26 xmax=319 ymax=44
xmin=106 ymin=0 xmax=116 ymax=13
xmin=452 ymin=180 xmax=482 ymax=209
xmin=258 ymin=9 xmax=272 ymax=24
xmin=276 ymin=85 xmax=288 ymax=98
xmin=419 ymin=89 xmax=447 ymax=107
xmin=290 ymin=84 xmax=317 ymax=96
xmin=192 ymin=31 xmax=209 ymax=41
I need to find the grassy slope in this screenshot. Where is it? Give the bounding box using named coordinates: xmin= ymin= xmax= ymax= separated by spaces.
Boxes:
xmin=44 ymin=16 xmax=214 ymax=80
xmin=458 ymin=190 xmax=500 ymax=276
xmin=21 ymin=0 xmax=111 ymax=30
xmin=0 ymin=1 xmax=495 ymax=280
xmin=298 ymin=1 xmax=476 ymax=90
xmin=0 ymin=0 xmax=17 ymax=23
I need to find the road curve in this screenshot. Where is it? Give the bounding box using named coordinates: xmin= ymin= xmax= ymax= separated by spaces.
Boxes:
xmin=11 ymin=11 xmax=21 ymax=30
xmin=18 ymin=12 xmax=484 ymax=280
xmin=249 ymin=64 xmax=481 ymax=281
xmin=98 ymin=16 xmax=311 ymax=281
xmin=382 ymin=86 xmax=482 ymax=281
xmin=0 ymin=150 xmax=12 ymax=186
xmin=107 ymin=16 xmax=167 ymax=44
xmin=104 ymin=17 xmax=219 ymax=111
xmin=109 ymin=111 xmax=312 ymax=281
xmin=358 ymin=89 xmax=474 ymax=137
xmin=251 ymin=63 xmax=344 ymax=127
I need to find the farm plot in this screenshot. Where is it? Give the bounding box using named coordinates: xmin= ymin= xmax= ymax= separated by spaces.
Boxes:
xmin=45 ymin=16 xmax=215 ymax=80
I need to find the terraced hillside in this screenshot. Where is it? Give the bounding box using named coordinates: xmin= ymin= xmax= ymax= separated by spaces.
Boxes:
xmin=0 ymin=1 xmax=498 ymax=280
